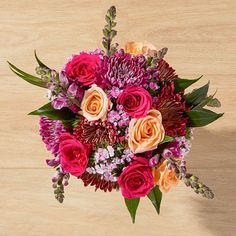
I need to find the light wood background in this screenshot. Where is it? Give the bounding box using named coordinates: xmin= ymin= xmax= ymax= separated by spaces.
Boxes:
xmin=0 ymin=0 xmax=235 ymax=235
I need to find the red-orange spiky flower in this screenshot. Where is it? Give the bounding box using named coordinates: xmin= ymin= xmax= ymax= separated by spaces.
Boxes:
xmin=154 ymin=82 xmax=188 ymax=136
xmin=79 ymin=172 xmax=118 ymax=192
xmin=157 ymin=59 xmax=177 ymax=81
xmin=74 ymin=117 xmax=120 ymax=148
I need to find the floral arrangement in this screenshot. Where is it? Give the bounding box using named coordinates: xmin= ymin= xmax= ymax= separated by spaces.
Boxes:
xmin=9 ymin=6 xmax=223 ymax=223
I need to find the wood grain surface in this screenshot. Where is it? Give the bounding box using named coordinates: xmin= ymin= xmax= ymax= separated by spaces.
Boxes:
xmin=0 ymin=0 xmax=236 ymax=235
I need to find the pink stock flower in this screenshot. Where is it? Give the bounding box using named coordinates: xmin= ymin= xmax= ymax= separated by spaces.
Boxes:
xmin=118 ymin=157 xmax=154 ymax=199
xmin=39 ymin=116 xmax=66 ymax=156
xmin=51 ymin=93 xmax=68 ymax=110
xmin=117 ymin=86 xmax=152 ymax=118
xmin=59 ymin=133 xmax=90 ymax=177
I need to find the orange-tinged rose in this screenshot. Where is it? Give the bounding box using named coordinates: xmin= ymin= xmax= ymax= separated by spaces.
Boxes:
xmin=125 ymin=42 xmax=143 ymax=55
xmin=153 ymin=160 xmax=179 ymax=193
xmin=81 ymin=84 xmax=111 ymax=121
xmin=128 ymin=109 xmax=165 ymax=153
xmin=125 ymin=41 xmax=157 ymax=56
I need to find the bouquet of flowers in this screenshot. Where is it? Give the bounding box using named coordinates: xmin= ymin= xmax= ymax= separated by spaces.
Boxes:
xmin=9 ymin=6 xmax=223 ymax=223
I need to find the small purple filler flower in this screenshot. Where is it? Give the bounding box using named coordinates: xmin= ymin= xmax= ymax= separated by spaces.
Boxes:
xmin=162 ymin=136 xmax=192 ymax=159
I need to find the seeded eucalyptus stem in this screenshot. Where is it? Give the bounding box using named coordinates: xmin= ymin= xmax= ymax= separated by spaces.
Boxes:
xmin=102 ymin=6 xmax=118 ymax=56
xmin=167 ymin=158 xmax=214 ymax=199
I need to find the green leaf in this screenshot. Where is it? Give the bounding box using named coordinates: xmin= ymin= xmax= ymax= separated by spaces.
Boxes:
xmin=193 ymin=90 xmax=219 ymax=110
xmin=102 ymin=38 xmax=108 ymax=49
xmin=103 ymin=28 xmax=109 ymax=38
xmin=8 ymin=61 xmax=47 ymax=88
xmin=29 ymin=102 xmax=76 ymax=121
xmin=105 ymin=15 xmax=111 ymax=24
xmin=34 ymin=50 xmax=50 ymax=69
xmin=108 ymin=6 xmax=116 ymax=19
xmin=111 ymin=22 xmax=117 ymax=27
xmin=185 ymin=81 xmax=209 ymax=106
xmin=160 ymin=135 xmax=174 ymax=144
xmin=193 ymin=96 xmax=221 ymax=109
xmin=147 ymin=186 xmax=162 ymax=214
xmin=174 ymin=75 xmax=202 ymax=93
xmin=110 ymin=30 xmax=117 ymax=39
xmin=124 ymin=198 xmax=140 ymax=223
xmin=207 ymin=98 xmax=221 ymax=108
xmin=186 ymin=108 xmax=223 ymax=127
xmin=193 ymin=96 xmax=212 ymax=110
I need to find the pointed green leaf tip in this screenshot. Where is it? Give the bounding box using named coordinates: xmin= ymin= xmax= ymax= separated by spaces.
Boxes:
xmin=34 ymin=50 xmax=50 ymax=69
xmin=147 ymin=186 xmax=162 ymax=214
xmin=29 ymin=102 xmax=76 ymax=121
xmin=160 ymin=135 xmax=174 ymax=144
xmin=186 ymin=108 xmax=223 ymax=127
xmin=207 ymin=97 xmax=221 ymax=107
xmin=174 ymin=75 xmax=202 ymax=93
xmin=8 ymin=61 xmax=47 ymax=88
xmin=108 ymin=6 xmax=116 ymax=18
xmin=185 ymin=81 xmax=210 ymax=106
xmin=124 ymin=198 xmax=140 ymax=223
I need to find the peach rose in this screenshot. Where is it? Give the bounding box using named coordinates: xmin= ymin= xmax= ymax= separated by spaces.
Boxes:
xmin=80 ymin=84 xmax=111 ymax=121
xmin=128 ymin=109 xmax=165 ymax=153
xmin=153 ymin=160 xmax=179 ymax=193
xmin=125 ymin=41 xmax=157 ymax=56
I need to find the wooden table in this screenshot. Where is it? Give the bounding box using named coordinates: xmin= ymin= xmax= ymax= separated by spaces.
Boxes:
xmin=0 ymin=0 xmax=235 ymax=235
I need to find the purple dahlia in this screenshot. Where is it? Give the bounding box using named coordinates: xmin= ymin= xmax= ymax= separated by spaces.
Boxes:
xmin=99 ymin=49 xmax=148 ymax=89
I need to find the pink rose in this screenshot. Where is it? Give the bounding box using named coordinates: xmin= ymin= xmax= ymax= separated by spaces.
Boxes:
xmin=65 ymin=53 xmax=100 ymax=86
xmin=118 ymin=157 xmax=154 ymax=199
xmin=59 ymin=133 xmax=90 ymax=177
xmin=117 ymin=86 xmax=152 ymax=118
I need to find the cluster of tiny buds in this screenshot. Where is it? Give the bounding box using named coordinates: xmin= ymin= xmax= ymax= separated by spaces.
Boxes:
xmin=167 ymin=159 xmax=187 ymax=176
xmin=36 ymin=66 xmax=58 ymax=84
xmin=184 ymin=174 xmax=214 ymax=199
xmin=52 ymin=170 xmax=70 ymax=188
xmin=51 ymin=170 xmax=70 ymax=203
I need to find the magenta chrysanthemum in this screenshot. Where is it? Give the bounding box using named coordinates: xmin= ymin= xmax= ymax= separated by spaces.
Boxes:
xmin=39 ymin=116 xmax=67 ymax=156
xmin=99 ymin=49 xmax=148 ymax=89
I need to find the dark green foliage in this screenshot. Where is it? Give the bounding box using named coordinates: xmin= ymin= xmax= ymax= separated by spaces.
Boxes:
xmin=8 ymin=61 xmax=47 ymax=88
xmin=147 ymin=186 xmax=162 ymax=214
xmin=124 ymin=198 xmax=140 ymax=223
